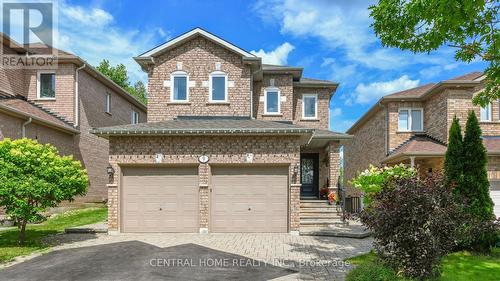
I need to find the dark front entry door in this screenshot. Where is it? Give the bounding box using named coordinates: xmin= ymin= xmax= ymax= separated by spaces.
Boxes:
xmin=300 ymin=153 xmax=319 ymax=197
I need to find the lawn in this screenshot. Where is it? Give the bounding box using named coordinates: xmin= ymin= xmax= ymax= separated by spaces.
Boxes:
xmin=347 ymin=249 xmax=500 ymax=281
xmin=0 ymin=207 xmax=107 ymax=263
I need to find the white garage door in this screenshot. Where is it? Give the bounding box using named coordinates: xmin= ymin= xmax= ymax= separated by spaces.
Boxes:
xmin=121 ymin=166 xmax=199 ymax=232
xmin=211 ymin=166 xmax=288 ymax=233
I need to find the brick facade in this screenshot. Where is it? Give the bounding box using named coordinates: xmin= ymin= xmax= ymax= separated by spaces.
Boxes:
xmin=146 ymin=36 xmax=252 ymax=122
xmin=107 ymin=135 xmax=302 ymax=232
xmin=293 ymin=87 xmax=331 ymax=130
xmin=253 ymin=74 xmax=294 ymax=120
xmin=345 ymin=79 xmax=500 ymax=197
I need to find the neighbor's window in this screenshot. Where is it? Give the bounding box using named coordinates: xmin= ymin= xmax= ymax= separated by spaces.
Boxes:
xmin=302 ymin=94 xmax=318 ymax=119
xmin=398 ymin=108 xmax=423 ymax=131
xmin=210 ymin=72 xmax=227 ymax=102
xmin=265 ymin=89 xmax=280 ymax=114
xmin=38 ymin=72 xmax=55 ymax=99
xmin=171 ymin=72 xmax=188 ymax=102
xmin=131 ymin=110 xmax=139 ymax=124
xmin=481 ymin=103 xmax=492 ymax=121
xmin=105 ymin=93 xmax=111 ymax=113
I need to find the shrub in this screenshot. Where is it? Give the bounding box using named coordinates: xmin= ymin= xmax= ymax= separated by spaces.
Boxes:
xmin=444 ymin=116 xmax=464 ymax=186
xmin=0 ymin=138 xmax=88 ymax=245
xmin=346 ymin=260 xmax=404 ymax=281
xmin=361 ymin=175 xmax=464 ymax=279
xmin=460 ymin=111 xmax=494 ymax=221
xmin=350 ymin=164 xmax=416 ymax=206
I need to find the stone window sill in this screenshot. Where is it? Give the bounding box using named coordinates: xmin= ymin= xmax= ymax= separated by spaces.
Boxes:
xmin=35 ymin=98 xmax=56 ymax=101
xmin=300 ymin=118 xmax=320 ymax=122
xmin=262 ymin=114 xmax=283 ymax=117
xmin=206 ymin=102 xmax=230 ymax=105
xmin=480 ymin=121 xmax=500 ymax=124
xmin=167 ymin=102 xmax=192 ymax=105
xmin=396 ymin=130 xmax=425 ymax=133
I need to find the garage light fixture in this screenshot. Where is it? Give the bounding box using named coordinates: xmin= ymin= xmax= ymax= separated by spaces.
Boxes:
xmin=106 ymin=165 xmax=115 ymax=178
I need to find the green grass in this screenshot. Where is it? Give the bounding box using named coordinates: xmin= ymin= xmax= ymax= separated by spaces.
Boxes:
xmin=0 ymin=207 xmax=107 ymax=263
xmin=346 ymin=249 xmax=500 ymax=281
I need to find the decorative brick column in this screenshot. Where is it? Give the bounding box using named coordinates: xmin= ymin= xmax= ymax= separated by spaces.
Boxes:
xmin=107 ymin=161 xmax=120 ymax=233
xmin=198 ymin=163 xmax=209 ymax=233
xmin=289 ymin=154 xmax=301 ymax=234
xmin=328 ymin=141 xmax=340 ymax=190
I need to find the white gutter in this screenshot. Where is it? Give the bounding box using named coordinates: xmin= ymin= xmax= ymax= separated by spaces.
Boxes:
xmin=22 ymin=117 xmax=32 ymax=138
xmin=75 ymin=64 xmax=87 ymax=127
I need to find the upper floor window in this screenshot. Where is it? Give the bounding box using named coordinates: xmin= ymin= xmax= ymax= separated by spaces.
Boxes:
xmin=302 ymin=94 xmax=318 ymax=119
xmin=37 ymin=71 xmax=55 ymax=99
xmin=171 ymin=71 xmax=188 ymax=102
xmin=398 ymin=108 xmax=423 ymax=132
xmin=264 ymin=88 xmax=280 ymax=114
xmin=105 ymin=92 xmax=111 ymax=113
xmin=131 ymin=110 xmax=139 ymax=124
xmin=480 ymin=103 xmax=492 ymax=121
xmin=209 ymin=71 xmax=227 ymax=102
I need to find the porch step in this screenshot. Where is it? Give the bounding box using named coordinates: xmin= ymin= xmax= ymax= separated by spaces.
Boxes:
xmin=300 ymin=212 xmax=342 ymax=219
xmin=300 ymin=218 xmax=343 ymax=226
xmin=300 ymin=201 xmax=333 ymax=208
xmin=300 ymin=208 xmax=339 ymax=213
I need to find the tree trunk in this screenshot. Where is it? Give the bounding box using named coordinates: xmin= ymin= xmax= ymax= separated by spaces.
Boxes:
xmin=18 ymin=220 xmax=27 ymax=246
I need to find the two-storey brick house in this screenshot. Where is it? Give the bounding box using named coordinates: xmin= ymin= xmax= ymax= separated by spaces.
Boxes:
xmin=0 ymin=34 xmax=147 ymax=203
xmin=344 ymin=72 xmax=499 ymax=217
xmin=92 ymin=28 xmax=350 ymax=234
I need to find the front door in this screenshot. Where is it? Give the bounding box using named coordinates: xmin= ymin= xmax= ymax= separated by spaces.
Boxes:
xmin=300 ymin=153 xmax=319 ymax=198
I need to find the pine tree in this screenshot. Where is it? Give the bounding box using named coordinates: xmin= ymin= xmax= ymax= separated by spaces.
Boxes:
xmin=461 ymin=111 xmax=494 ymax=221
xmin=444 ymin=116 xmax=464 ymax=187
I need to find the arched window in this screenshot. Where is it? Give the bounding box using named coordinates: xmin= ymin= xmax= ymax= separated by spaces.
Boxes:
xmin=209 ymin=71 xmax=228 ymax=102
xmin=170 ymin=71 xmax=189 ymax=102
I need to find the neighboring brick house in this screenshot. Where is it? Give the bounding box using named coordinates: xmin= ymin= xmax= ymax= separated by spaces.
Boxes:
xmin=92 ymin=28 xmax=350 ymax=234
xmin=0 ymin=34 xmax=147 ymax=203
xmin=344 ymin=72 xmax=500 ymax=217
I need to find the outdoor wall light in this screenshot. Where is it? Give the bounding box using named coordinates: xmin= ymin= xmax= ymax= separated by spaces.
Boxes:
xmin=106 ymin=165 xmax=115 ymax=177
xmin=293 ymin=164 xmax=299 ymax=175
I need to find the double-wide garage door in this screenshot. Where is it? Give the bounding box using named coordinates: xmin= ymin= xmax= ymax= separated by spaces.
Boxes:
xmin=121 ymin=165 xmax=288 ymax=233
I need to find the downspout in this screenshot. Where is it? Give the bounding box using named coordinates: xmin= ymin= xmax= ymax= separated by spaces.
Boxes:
xmin=74 ymin=64 xmax=87 ymax=127
xmin=22 ymin=117 xmax=32 ymax=138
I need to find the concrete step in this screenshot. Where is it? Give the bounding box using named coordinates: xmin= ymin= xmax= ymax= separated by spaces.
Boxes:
xmin=300 ymin=202 xmax=336 ymax=208
xmin=299 ymin=208 xmax=339 ymax=213
xmin=300 ymin=213 xmax=342 ymax=219
xmin=300 ymin=218 xmax=343 ymax=226
xmin=300 ymin=224 xmax=371 ymax=238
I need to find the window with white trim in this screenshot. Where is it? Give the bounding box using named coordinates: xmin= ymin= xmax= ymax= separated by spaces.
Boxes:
xmin=37 ymin=71 xmax=55 ymax=99
xmin=171 ymin=72 xmax=188 ymax=102
xmin=209 ymin=71 xmax=227 ymax=102
xmin=105 ymin=92 xmax=111 ymax=113
xmin=264 ymin=88 xmax=280 ymax=114
xmin=302 ymin=94 xmax=318 ymax=119
xmin=481 ymin=103 xmax=492 ymax=121
xmin=398 ymin=108 xmax=423 ymax=131
xmin=131 ymin=110 xmax=139 ymax=124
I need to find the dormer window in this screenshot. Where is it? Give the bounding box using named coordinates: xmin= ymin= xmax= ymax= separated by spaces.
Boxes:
xmin=302 ymin=94 xmax=318 ymax=119
xmin=209 ymin=71 xmax=227 ymax=102
xmin=171 ymin=71 xmax=188 ymax=102
xmin=398 ymin=108 xmax=423 ymax=132
xmin=481 ymin=103 xmax=492 ymax=121
xmin=264 ymin=88 xmax=280 ymax=114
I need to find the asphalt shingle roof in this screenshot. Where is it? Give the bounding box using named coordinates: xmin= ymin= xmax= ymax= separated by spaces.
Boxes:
xmin=91 ymin=119 xmax=315 ymax=136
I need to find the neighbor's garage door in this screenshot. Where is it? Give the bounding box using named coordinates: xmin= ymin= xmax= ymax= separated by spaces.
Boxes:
xmin=490 ymin=181 xmax=500 ymax=218
xmin=121 ymin=166 xmax=199 ymax=232
xmin=211 ymin=166 xmax=288 ymax=232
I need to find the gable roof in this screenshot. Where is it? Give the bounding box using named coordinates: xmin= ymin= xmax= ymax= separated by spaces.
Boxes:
xmin=0 ymin=97 xmax=79 ymax=134
xmin=137 ymin=28 xmax=257 ymax=58
xmin=347 ymin=71 xmax=484 ymax=134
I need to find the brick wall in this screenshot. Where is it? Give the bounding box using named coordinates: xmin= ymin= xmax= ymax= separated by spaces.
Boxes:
xmin=76 ymin=70 xmax=147 ymax=202
xmin=106 ymin=135 xmax=302 ymax=232
xmin=253 ymin=74 xmax=293 ymax=120
xmin=344 ymin=108 xmax=387 ymax=196
xmin=147 ymin=36 xmax=252 ymax=122
xmin=0 ymin=45 xmax=26 ymax=97
xmin=387 ymin=101 xmax=424 ymax=151
xmin=293 ymin=87 xmax=331 ymax=130
xmin=424 ymin=90 xmax=448 ymax=143
xmin=25 ymin=63 xmax=76 ymax=123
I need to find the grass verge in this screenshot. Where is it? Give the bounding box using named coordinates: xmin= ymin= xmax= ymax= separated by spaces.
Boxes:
xmin=346 ymin=249 xmax=500 ymax=281
xmin=0 ymin=207 xmax=107 ymax=263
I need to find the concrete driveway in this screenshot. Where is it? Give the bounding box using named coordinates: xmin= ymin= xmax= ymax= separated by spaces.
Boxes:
xmin=0 ymin=233 xmax=373 ymax=281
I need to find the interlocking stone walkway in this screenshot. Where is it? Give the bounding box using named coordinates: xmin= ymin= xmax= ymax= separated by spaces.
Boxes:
xmin=3 ymin=233 xmax=373 ymax=280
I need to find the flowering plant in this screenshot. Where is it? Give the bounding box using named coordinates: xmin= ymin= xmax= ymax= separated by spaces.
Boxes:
xmin=328 ymin=191 xmax=336 ymax=203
